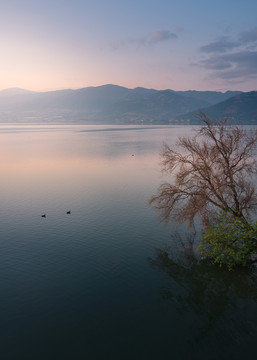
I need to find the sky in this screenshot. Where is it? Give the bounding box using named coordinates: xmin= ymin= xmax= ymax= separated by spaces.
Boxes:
xmin=1 ymin=0 xmax=257 ymax=92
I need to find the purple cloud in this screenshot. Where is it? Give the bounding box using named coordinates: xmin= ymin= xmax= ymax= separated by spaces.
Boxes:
xmin=200 ymin=37 xmax=238 ymax=53
xmin=149 ymin=30 xmax=177 ymax=43
xmin=239 ymin=27 xmax=257 ymax=44
xmin=110 ymin=29 xmax=177 ymax=50
xmin=197 ymin=27 xmax=257 ymax=81
xmin=200 ymin=50 xmax=257 ymax=80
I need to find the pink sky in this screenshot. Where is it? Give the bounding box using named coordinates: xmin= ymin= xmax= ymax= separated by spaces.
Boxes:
xmin=1 ymin=0 xmax=257 ymax=92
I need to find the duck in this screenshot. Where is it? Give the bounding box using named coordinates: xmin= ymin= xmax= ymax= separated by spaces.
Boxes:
xmin=66 ymin=211 xmax=71 ymax=214
xmin=41 ymin=214 xmax=46 ymax=218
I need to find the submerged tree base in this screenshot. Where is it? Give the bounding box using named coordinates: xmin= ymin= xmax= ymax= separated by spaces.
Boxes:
xmin=150 ymin=114 xmax=257 ymax=270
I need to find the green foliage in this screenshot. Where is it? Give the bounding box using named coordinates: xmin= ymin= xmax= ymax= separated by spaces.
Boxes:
xmin=198 ymin=212 xmax=257 ymax=270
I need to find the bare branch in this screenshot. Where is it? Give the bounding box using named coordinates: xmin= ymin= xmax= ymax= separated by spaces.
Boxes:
xmin=150 ymin=114 xmax=257 ymax=227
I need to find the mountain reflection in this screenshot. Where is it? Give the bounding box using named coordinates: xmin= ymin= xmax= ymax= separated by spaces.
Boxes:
xmin=148 ymin=247 xmax=257 ymax=356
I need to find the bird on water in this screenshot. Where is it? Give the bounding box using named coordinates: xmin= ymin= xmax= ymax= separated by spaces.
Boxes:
xmin=41 ymin=212 xmax=71 ymax=217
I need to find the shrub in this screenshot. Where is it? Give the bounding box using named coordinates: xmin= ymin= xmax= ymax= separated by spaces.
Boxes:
xmin=198 ymin=212 xmax=257 ymax=270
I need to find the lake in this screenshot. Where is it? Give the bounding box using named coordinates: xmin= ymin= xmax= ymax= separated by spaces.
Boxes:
xmin=0 ymin=124 xmax=257 ymax=360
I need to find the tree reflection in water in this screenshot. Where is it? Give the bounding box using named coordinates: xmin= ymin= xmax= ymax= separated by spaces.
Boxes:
xmin=147 ymin=245 xmax=257 ymax=358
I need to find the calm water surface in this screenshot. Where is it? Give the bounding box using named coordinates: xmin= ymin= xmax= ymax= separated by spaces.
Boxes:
xmin=0 ymin=124 xmax=256 ymax=360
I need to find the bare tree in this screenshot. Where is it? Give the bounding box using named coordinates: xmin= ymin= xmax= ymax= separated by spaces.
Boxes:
xmin=150 ymin=114 xmax=257 ymax=228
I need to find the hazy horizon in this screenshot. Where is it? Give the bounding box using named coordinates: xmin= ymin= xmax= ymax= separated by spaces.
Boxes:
xmin=0 ymin=83 xmax=250 ymax=94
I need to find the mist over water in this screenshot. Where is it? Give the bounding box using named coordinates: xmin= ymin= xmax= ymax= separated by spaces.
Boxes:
xmin=0 ymin=124 xmax=256 ymax=360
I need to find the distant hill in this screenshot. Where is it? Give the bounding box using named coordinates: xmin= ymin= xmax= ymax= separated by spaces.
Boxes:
xmin=0 ymin=84 xmax=250 ymax=124
xmin=176 ymin=90 xmax=241 ymax=106
xmin=177 ymin=91 xmax=257 ymax=125
xmin=0 ymin=88 xmax=35 ymax=96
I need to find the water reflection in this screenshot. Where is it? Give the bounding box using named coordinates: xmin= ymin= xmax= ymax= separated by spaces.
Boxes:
xmin=1 ymin=123 xmax=256 ymax=359
xmin=148 ymin=246 xmax=257 ymax=358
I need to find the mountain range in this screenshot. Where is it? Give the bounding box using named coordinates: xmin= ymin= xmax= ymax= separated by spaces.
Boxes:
xmin=0 ymin=84 xmax=256 ymax=124
xmin=176 ymin=91 xmax=257 ymax=124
